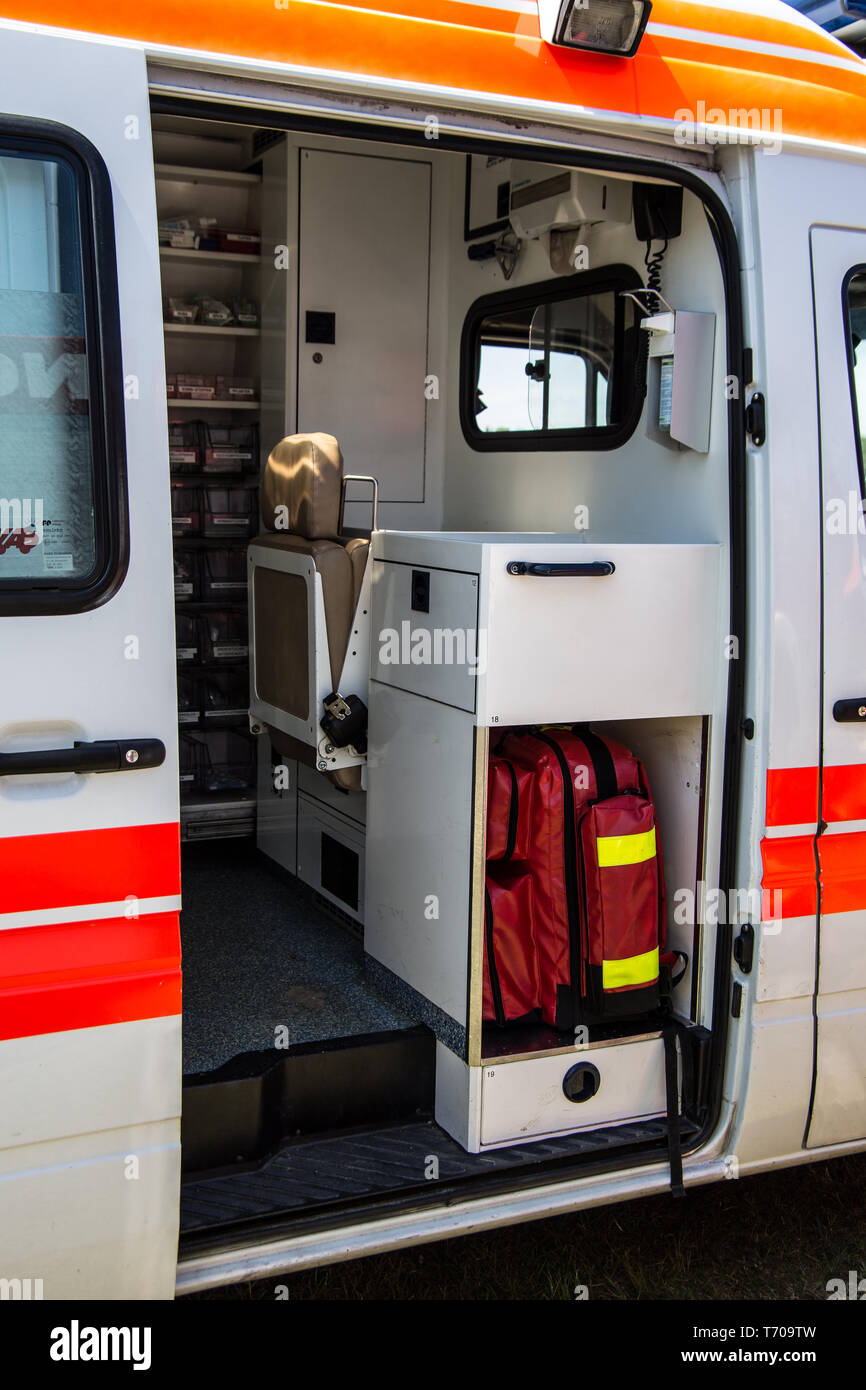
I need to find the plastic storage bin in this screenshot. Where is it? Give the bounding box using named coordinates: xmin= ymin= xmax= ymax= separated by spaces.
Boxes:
xmin=196 ymin=729 xmax=256 ymax=792
xmin=175 ymin=612 xmax=201 ymax=663
xmin=203 ymin=422 xmax=259 ymax=473
xmin=201 ymin=671 xmax=249 ymax=727
xmin=202 ymin=486 xmax=256 ymax=537
xmin=201 ymin=610 xmax=248 ymax=663
xmin=174 ymin=549 xmax=199 ymax=601
xmin=177 ymin=673 xmax=200 ymax=726
xmin=168 ymin=419 xmax=203 ymax=471
xmin=179 ymin=733 xmax=199 ymax=796
xmin=202 ymin=548 xmax=247 ymax=599
xmin=170 ymin=485 xmax=200 ymax=537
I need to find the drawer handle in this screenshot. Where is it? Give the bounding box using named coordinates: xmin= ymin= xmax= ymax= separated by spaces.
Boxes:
xmin=506 ymin=561 xmax=615 ymax=578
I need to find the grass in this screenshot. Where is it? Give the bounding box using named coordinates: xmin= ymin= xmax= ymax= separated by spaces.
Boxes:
xmin=183 ymin=1151 xmax=866 ymax=1300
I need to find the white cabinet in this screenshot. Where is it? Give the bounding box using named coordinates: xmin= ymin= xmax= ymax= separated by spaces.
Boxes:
xmin=371 ymin=531 xmax=721 ymax=724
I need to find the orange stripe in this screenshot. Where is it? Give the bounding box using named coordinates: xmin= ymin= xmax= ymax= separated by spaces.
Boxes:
xmin=760 ymin=835 xmax=817 ymax=919
xmin=766 ymin=767 xmax=819 ymax=828
xmin=0 ymin=822 xmax=180 ymax=915
xmin=1 ymin=2 xmax=864 ymax=151
xmin=0 ymin=912 xmax=181 ymax=1041
xmin=655 ymin=3 xmax=849 ymax=56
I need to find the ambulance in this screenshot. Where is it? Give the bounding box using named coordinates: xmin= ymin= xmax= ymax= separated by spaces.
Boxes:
xmin=1 ymin=0 xmax=865 ymax=1301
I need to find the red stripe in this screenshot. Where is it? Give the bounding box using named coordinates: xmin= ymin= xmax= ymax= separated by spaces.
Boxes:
xmin=0 ymin=822 xmax=180 ymax=915
xmin=823 ymin=765 xmax=866 ymax=825
xmin=819 ymin=832 xmax=866 ymax=917
xmin=0 ymin=912 xmax=181 ymax=1042
xmin=766 ymin=765 xmax=866 ymax=827
xmin=766 ymin=767 xmax=819 ymax=827
xmin=760 ymin=836 xmax=818 ymax=918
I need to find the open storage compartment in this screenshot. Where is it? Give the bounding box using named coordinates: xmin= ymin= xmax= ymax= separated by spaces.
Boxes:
xmin=365 ymin=531 xmax=724 ymax=1151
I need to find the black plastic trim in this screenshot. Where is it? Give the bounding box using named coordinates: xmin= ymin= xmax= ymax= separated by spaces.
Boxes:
xmin=0 ymin=118 xmax=128 ymax=614
xmin=842 ymin=264 xmax=866 ymax=502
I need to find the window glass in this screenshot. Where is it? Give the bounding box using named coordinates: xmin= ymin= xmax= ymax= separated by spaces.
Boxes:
xmin=465 ymin=275 xmax=640 ymax=447
xmin=0 ymin=148 xmax=97 ymax=582
xmin=847 ymin=269 xmax=866 ymax=479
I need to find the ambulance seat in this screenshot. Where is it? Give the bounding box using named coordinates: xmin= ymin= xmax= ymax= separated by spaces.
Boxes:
xmin=248 ymin=432 xmax=374 ymax=775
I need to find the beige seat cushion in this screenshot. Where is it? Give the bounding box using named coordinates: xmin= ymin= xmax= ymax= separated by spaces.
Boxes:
xmin=345 ymin=537 xmax=369 ymax=612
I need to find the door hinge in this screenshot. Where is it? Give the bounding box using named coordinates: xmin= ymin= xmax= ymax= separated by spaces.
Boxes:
xmin=733 ymin=923 xmax=755 ymax=974
xmin=745 ymin=392 xmax=766 ymax=447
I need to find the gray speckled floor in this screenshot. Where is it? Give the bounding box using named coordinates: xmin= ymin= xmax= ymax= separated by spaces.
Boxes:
xmin=180 ymin=841 xmax=414 ymax=1075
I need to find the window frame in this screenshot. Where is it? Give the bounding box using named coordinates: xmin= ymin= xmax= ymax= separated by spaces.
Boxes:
xmin=842 ymin=263 xmax=866 ymax=504
xmin=0 ymin=118 xmax=128 ymax=615
xmin=459 ymin=264 xmax=644 ymax=452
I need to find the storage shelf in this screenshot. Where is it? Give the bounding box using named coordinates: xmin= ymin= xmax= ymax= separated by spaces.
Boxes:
xmin=175 ymin=599 xmax=248 ymax=610
xmin=178 ymin=717 xmax=250 ymax=731
xmin=160 ymin=246 xmax=262 ymax=265
xmin=168 ymin=399 xmax=260 ymax=410
xmin=155 ymin=163 xmax=261 ymax=186
xmin=170 ymin=472 xmax=259 ymax=486
xmin=172 ymin=536 xmax=251 ymax=548
xmin=165 ymin=323 xmax=260 ymax=338
xmin=177 ymin=661 xmax=250 ymax=672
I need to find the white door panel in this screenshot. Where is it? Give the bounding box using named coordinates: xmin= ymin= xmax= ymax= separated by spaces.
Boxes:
xmin=0 ymin=25 xmax=180 ymax=1297
xmin=808 ymin=225 xmax=866 ymax=1148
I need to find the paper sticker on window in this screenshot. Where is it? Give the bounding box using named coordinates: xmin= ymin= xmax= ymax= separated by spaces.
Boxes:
xmin=44 ymin=553 xmax=74 ymax=573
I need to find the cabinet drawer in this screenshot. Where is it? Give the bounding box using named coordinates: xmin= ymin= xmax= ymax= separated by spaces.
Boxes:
xmin=371 ymin=559 xmax=480 ymax=711
xmin=480 ymin=1036 xmax=667 ymax=1147
xmin=479 ymin=543 xmax=720 ymax=726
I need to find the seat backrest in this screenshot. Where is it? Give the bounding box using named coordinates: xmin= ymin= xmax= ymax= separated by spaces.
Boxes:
xmin=260 ymin=432 xmax=343 ymax=541
xmin=251 ymin=431 xmax=373 ymax=769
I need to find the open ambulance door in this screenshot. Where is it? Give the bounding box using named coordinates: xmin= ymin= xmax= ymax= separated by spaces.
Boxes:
xmin=807 ymin=226 xmax=866 ymax=1148
xmin=0 ymin=26 xmax=181 ymax=1298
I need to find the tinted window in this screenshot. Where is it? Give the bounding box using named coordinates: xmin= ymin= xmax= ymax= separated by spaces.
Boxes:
xmin=846 ymin=268 xmax=866 ymax=488
xmin=0 ymin=132 xmax=124 ymax=607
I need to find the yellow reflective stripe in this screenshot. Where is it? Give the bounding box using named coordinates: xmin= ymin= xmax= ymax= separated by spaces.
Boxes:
xmin=596 ymin=826 xmax=656 ymax=867
xmin=603 ymin=947 xmax=660 ymax=990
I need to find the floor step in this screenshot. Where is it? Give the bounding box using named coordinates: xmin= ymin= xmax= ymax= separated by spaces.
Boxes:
xmin=180 ymin=1114 xmax=698 ymax=1235
xmin=182 ymin=1026 xmax=436 ymax=1174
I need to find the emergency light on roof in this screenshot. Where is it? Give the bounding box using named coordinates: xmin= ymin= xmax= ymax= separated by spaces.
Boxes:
xmin=537 ymin=0 xmax=652 ymax=57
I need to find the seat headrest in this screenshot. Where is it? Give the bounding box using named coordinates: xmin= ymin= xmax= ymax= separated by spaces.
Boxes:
xmin=261 ymin=433 xmax=343 ymax=539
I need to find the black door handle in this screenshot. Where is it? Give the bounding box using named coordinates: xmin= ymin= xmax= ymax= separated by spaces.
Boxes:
xmin=0 ymin=739 xmax=166 ymax=777
xmin=506 ymin=561 xmax=616 ymax=577
xmin=833 ymin=699 xmax=866 ymax=724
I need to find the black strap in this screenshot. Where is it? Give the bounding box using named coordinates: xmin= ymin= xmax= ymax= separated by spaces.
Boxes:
xmin=503 ymin=762 xmax=519 ymax=861
xmin=663 ymin=1023 xmax=685 ymax=1198
xmin=576 ymin=726 xmax=618 ymax=801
